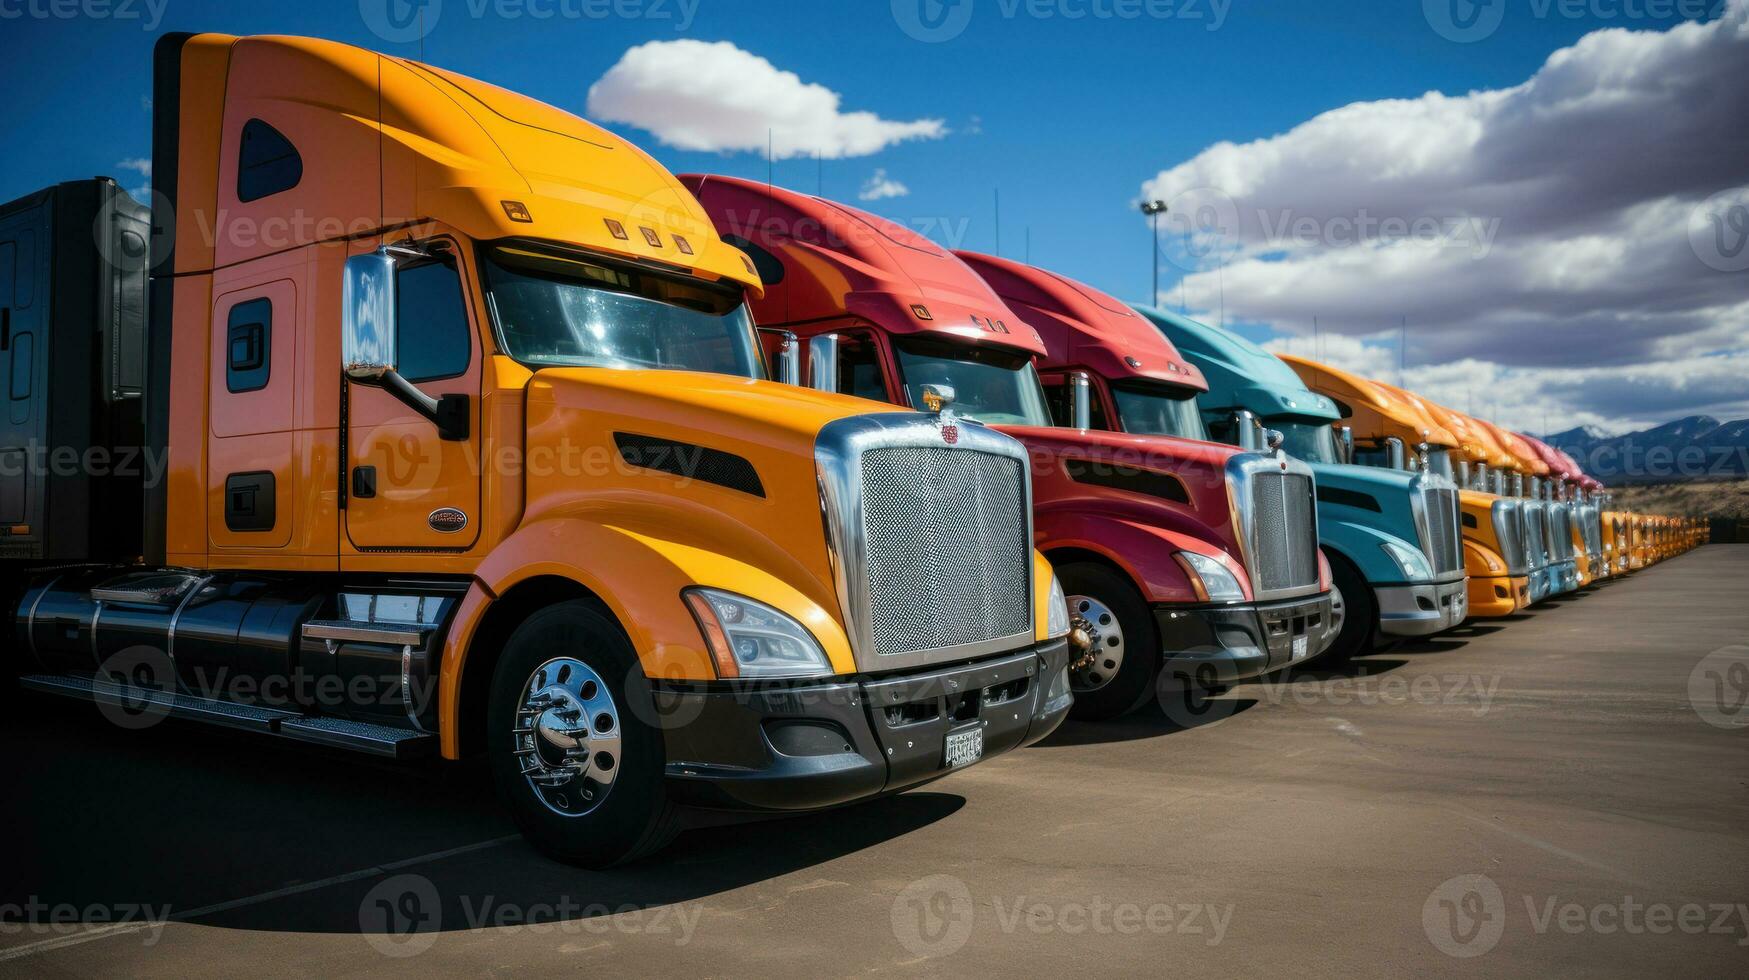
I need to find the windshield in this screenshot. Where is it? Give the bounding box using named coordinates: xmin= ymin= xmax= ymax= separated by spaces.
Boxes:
xmin=1272 ymin=420 xmax=1339 ymax=464
xmin=480 ymin=245 xmax=763 ymax=378
xmin=1112 ymin=382 xmax=1208 ymax=441
xmin=892 ymin=338 xmax=1052 ymax=426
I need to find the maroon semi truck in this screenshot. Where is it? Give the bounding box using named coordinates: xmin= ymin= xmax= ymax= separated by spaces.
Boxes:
xmin=684 ymin=175 xmax=1336 ymax=719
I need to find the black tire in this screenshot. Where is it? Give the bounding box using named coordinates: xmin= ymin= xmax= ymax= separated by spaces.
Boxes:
xmin=1058 ymin=562 xmax=1160 ymax=721
xmin=486 ymin=599 xmax=679 ymax=867
xmin=1320 ymin=552 xmax=1376 ymax=667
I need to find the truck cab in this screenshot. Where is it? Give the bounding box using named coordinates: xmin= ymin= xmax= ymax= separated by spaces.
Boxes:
xmin=1140 ymin=313 xmax=1467 ymax=660
xmin=1390 ymin=391 xmax=1531 ymax=617
xmin=684 ymin=175 xmax=1336 ymax=720
xmin=3 ymin=34 xmax=1072 ymax=867
xmin=1518 ymin=434 xmax=1584 ymax=594
xmin=1473 ymin=419 xmax=1558 ymax=602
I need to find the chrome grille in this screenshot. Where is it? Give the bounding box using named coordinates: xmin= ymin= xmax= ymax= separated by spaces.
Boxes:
xmin=1491 ymin=504 xmax=1526 ymax=576
xmin=1524 ymin=505 xmax=1547 ymax=566
xmin=1421 ymin=487 xmax=1463 ymax=574
xmin=1248 ymin=471 xmax=1319 ymax=596
xmin=859 ymin=446 xmax=1030 ymax=659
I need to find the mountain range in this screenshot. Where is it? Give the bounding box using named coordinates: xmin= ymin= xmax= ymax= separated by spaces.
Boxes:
xmin=1547 ymin=416 xmax=1749 ymax=486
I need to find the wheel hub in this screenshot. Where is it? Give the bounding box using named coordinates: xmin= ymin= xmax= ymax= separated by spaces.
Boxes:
xmin=514 ymin=657 xmax=621 ymax=818
xmin=1065 ymin=595 xmax=1125 ymax=693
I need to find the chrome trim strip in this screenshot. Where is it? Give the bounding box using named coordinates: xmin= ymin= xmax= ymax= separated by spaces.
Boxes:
xmin=165 ymin=575 xmax=214 ymax=694
xmin=815 ymin=412 xmax=1035 ymax=673
xmin=24 ymin=575 xmax=60 ymax=672
xmin=401 ymin=643 xmax=426 ymax=734
xmin=90 ymin=599 xmax=104 ymax=672
xmin=302 ymin=620 xmax=433 ymax=646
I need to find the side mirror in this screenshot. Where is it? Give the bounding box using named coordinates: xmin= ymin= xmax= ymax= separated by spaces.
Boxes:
xmin=341 ymin=248 xmax=469 ymax=442
xmin=760 ymin=328 xmax=800 ymax=386
xmin=1335 ymin=424 xmax=1354 ymax=465
xmin=343 ymin=250 xmax=398 ymax=381
xmin=807 ymin=334 xmax=840 ymax=393
xmin=1068 ymin=371 xmax=1093 ymax=430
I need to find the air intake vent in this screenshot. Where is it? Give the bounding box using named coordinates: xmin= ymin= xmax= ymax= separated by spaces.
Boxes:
xmin=614 ymin=433 xmax=764 ymax=497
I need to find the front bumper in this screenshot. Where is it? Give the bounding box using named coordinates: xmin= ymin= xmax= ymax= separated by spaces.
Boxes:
xmin=656 ymin=639 xmax=1072 ymax=812
xmin=1150 ymin=591 xmax=1339 ymax=688
xmin=1376 ymin=576 xmax=1468 ymax=636
xmin=1547 ymin=560 xmax=1580 ymax=596
xmin=1466 ymin=573 xmax=1528 ymax=618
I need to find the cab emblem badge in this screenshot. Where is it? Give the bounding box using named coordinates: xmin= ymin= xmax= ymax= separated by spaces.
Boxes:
xmin=428 ymin=508 xmax=468 ymax=533
xmin=941 ymin=425 xmax=959 ymax=445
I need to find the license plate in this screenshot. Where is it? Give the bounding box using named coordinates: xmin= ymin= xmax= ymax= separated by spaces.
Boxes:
xmin=1291 ymin=635 xmax=1310 ymax=660
xmin=944 ymin=725 xmax=984 ymax=769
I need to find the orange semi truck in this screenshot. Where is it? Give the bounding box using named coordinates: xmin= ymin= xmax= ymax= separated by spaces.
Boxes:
xmin=0 ymin=34 xmax=1074 ymax=866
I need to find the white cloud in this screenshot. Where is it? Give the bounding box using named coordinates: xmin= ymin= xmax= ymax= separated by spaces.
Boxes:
xmin=586 ymin=40 xmax=946 ymax=160
xmin=1143 ymin=2 xmax=1749 ymax=431
xmin=117 ymin=158 xmax=151 ymax=177
xmin=858 ymin=168 xmax=909 ymax=201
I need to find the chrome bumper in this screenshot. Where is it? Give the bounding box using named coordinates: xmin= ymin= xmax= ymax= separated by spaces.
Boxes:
xmin=1375 ymin=577 xmax=1468 ymax=636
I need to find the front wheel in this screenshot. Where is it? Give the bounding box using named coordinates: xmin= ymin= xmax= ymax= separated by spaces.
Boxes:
xmin=1319 ymin=554 xmax=1375 ymax=667
xmin=486 ymin=599 xmax=678 ymax=867
xmin=1058 ymin=563 xmax=1160 ymax=721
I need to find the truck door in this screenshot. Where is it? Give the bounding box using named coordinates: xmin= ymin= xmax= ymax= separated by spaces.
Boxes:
xmin=344 ymin=246 xmax=483 ymax=553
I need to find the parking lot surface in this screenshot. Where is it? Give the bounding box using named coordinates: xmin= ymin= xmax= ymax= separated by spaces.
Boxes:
xmin=4 ymin=547 xmax=1746 ymax=978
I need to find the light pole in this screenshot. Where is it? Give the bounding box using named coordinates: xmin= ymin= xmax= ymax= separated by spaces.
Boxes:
xmin=1140 ymin=200 xmax=1167 ymax=305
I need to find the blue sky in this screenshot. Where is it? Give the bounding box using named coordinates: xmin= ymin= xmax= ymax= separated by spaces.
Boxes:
xmin=2 ymin=0 xmax=1742 ymax=434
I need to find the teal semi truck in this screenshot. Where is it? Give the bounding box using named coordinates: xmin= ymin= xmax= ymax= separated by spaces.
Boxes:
xmin=1137 ymin=307 xmax=1467 ymax=662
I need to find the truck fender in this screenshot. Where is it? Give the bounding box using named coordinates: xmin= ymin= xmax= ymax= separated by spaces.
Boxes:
xmin=437 ymin=516 xmax=852 ymax=759
xmin=1315 ymin=515 xmax=1420 ymax=586
xmin=1035 ymin=512 xmax=1249 ymax=605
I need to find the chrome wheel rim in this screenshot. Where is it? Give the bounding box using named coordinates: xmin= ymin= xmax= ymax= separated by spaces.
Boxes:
xmin=1328 ymin=584 xmax=1346 ymax=640
xmin=514 ymin=657 xmax=621 ymax=818
xmin=1067 ymin=595 xmax=1124 ymax=693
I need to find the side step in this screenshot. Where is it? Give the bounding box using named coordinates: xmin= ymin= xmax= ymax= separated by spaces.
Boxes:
xmin=18 ymin=674 xmax=436 ymax=760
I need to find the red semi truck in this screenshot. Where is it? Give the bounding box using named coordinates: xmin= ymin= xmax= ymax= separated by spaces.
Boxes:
xmin=685 ymin=175 xmax=1337 ymax=719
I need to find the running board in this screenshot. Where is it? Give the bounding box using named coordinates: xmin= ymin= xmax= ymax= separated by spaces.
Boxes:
xmin=17 ymin=674 xmax=436 ymax=760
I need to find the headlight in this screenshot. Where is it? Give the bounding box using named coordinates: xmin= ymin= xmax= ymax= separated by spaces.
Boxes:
xmin=1483 ymin=552 xmax=1502 ymax=573
xmin=1046 ymin=573 xmax=1071 ymax=639
xmin=683 ymin=588 xmax=832 ymax=679
xmin=1175 ymin=551 xmax=1246 ymax=602
xmin=1381 ymin=541 xmax=1433 ymax=581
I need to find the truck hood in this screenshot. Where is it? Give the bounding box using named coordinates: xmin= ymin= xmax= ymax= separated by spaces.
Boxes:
xmin=995 ymin=424 xmax=1248 ymax=554
xmin=519 ymin=368 xmax=915 ymax=633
